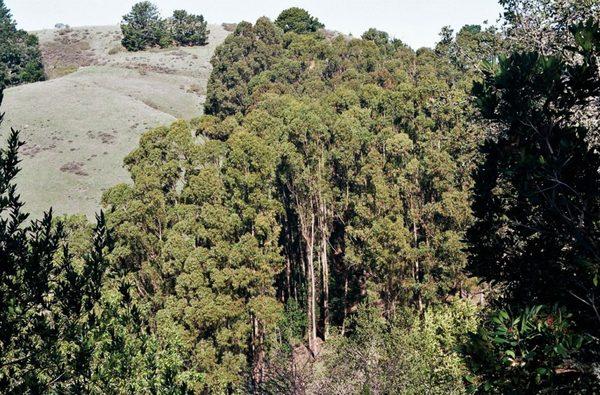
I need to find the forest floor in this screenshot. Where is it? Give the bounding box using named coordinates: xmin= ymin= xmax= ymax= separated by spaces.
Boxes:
xmin=0 ymin=24 xmax=230 ymax=220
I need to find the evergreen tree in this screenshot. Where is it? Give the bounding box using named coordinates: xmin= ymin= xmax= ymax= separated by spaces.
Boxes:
xmin=120 ymin=1 xmax=169 ymax=51
xmin=170 ymin=10 xmax=210 ymax=46
xmin=0 ymin=90 xmax=112 ymax=392
xmin=0 ymin=0 xmax=45 ymax=89
xmin=204 ymin=18 xmax=282 ymax=117
xmin=274 ymin=7 xmax=324 ymax=34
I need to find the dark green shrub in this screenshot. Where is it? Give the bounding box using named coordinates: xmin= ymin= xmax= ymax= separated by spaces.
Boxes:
xmin=170 ymin=10 xmax=209 ymax=46
xmin=274 ymin=7 xmax=324 ymax=34
xmin=120 ymin=1 xmax=169 ymax=51
xmin=464 ymin=305 xmax=596 ymax=393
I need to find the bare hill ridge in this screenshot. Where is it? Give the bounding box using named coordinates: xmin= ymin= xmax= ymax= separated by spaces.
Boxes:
xmin=0 ymin=24 xmax=229 ymax=220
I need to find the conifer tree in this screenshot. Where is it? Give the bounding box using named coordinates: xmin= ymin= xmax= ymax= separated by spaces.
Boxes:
xmin=0 ymin=90 xmax=113 ymax=392
xmin=170 ymin=10 xmax=210 ymax=46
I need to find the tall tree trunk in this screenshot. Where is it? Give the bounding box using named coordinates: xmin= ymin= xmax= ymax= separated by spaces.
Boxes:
xmin=413 ymin=214 xmax=423 ymax=314
xmin=251 ymin=315 xmax=265 ymax=388
xmin=285 ymin=255 xmax=291 ymax=303
xmin=319 ymin=201 xmax=330 ymax=341
xmin=341 ymin=271 xmax=349 ymax=336
xmin=305 ymin=212 xmax=317 ymax=356
xmin=321 ymin=231 xmax=329 ymax=340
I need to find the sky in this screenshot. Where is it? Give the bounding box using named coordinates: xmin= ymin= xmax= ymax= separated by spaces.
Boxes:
xmin=5 ymin=0 xmax=504 ymax=49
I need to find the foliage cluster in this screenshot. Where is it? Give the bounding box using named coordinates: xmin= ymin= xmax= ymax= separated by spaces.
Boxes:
xmin=121 ymin=1 xmax=209 ymax=51
xmin=274 ymin=7 xmax=324 ymax=34
xmin=0 ymin=0 xmax=45 ymax=89
xmin=0 ymin=89 xmax=113 ymax=391
xmin=106 ymin=12 xmax=493 ymax=392
xmin=464 ymin=305 xmax=593 ymax=392
xmin=312 ymin=301 xmax=479 ymax=394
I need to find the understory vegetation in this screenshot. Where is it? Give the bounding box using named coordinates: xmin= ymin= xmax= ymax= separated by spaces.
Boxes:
xmin=120 ymin=1 xmax=210 ymax=51
xmin=0 ymin=1 xmax=599 ymax=393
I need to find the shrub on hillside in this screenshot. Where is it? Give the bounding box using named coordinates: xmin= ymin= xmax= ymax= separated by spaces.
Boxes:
xmin=0 ymin=0 xmax=45 ymax=89
xmin=274 ymin=7 xmax=324 ymax=34
xmin=120 ymin=1 xmax=170 ymax=51
xmin=121 ymin=2 xmax=210 ymax=51
xmin=169 ymin=10 xmax=209 ymax=46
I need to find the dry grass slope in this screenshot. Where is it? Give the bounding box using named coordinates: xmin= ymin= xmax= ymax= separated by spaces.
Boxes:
xmin=0 ymin=24 xmax=229 ymax=220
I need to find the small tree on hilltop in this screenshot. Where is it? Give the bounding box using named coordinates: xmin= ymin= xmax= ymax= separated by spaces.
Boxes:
xmin=170 ymin=10 xmax=210 ymax=46
xmin=274 ymin=7 xmax=324 ymax=34
xmin=120 ymin=1 xmax=169 ymax=51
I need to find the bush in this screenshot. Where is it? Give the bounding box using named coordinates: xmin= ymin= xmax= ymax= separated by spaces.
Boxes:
xmin=312 ymin=301 xmax=479 ymax=394
xmin=274 ymin=7 xmax=324 ymax=34
xmin=120 ymin=1 xmax=169 ymax=51
xmin=464 ymin=305 xmax=597 ymax=393
xmin=0 ymin=0 xmax=45 ymax=88
xmin=169 ymin=10 xmax=209 ymax=46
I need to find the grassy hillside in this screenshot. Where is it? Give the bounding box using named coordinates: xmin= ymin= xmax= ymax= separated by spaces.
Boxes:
xmin=0 ymin=24 xmax=229 ymax=220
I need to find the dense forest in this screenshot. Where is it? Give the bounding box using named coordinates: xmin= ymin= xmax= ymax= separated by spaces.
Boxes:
xmin=0 ymin=0 xmax=599 ymax=393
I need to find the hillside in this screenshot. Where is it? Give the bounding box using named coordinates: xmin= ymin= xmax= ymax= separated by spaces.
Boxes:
xmin=0 ymin=24 xmax=230 ymax=220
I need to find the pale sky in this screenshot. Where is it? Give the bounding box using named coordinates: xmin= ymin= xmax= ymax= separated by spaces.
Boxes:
xmin=5 ymin=0 xmax=503 ymax=49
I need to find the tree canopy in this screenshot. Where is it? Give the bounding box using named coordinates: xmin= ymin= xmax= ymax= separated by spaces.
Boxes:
xmin=0 ymin=0 xmax=45 ymax=89
xmin=121 ymin=2 xmax=210 ymax=51
xmin=275 ymin=7 xmax=324 ymax=34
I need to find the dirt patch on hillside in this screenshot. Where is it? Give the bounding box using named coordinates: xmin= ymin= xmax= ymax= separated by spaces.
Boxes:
xmin=98 ymin=132 xmax=116 ymax=144
xmin=60 ymin=161 xmax=88 ymax=176
xmin=41 ymin=29 xmax=98 ymax=78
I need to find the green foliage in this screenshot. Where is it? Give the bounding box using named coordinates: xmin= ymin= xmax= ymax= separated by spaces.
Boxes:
xmin=0 ymin=0 xmax=45 ymax=88
xmin=102 ymin=119 xmax=284 ymax=391
xmin=468 ymin=20 xmax=600 ymax=334
xmin=170 ymin=9 xmax=210 ymax=46
xmin=361 ymin=28 xmax=390 ymax=47
xmin=275 ymin=7 xmax=324 ymax=34
xmin=204 ymin=17 xmax=283 ymax=117
xmin=361 ymin=28 xmax=407 ymax=56
xmin=464 ymin=305 xmax=595 ymax=393
xmin=11 ymin=5 xmax=600 ymax=393
xmin=200 ymin=17 xmax=486 ymax=386
xmin=0 ymin=92 xmax=112 ymax=392
xmin=435 ymin=24 xmax=504 ymax=73
xmin=120 ymin=1 xmax=170 ymax=51
xmin=314 ymin=301 xmax=479 ymax=394
xmin=280 ymin=299 xmax=307 ymax=346
xmin=121 ymin=2 xmax=211 ymax=51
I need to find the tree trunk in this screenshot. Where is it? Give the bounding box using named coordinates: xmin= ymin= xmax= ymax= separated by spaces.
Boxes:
xmin=341 ymin=271 xmax=349 ymax=336
xmin=321 ymin=230 xmax=330 ymax=340
xmin=306 ymin=212 xmax=317 ymax=356
xmin=285 ymin=255 xmax=291 ymax=303
xmin=413 ymin=216 xmax=423 ymax=314
xmin=251 ymin=315 xmax=265 ymax=387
